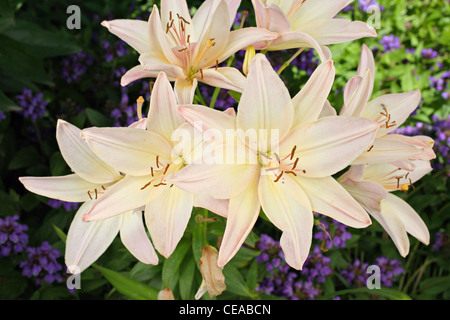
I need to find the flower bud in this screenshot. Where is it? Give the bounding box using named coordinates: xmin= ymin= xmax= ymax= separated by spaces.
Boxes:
xmin=195 ymin=246 xmax=226 ymax=299
xmin=158 ymin=288 xmax=175 ymax=300
xmin=243 ymin=46 xmax=256 ymax=76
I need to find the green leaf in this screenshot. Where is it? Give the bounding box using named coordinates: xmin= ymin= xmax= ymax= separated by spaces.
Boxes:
xmin=85 ymin=108 xmax=113 ymax=127
xmin=223 ymin=264 xmax=254 ymax=298
xmin=179 ymin=255 xmax=196 ymax=300
xmin=320 ymin=287 xmax=412 ymax=300
xmin=0 ymin=90 xmax=20 ymax=112
xmin=93 ymin=264 xmax=159 ymax=300
xmin=8 ymin=146 xmax=44 ymax=170
xmin=53 ymin=224 xmax=67 ymax=243
xmin=162 ymin=240 xmax=191 ymax=288
xmin=246 ymin=260 xmax=259 ymax=290
xmin=227 ymin=91 xmax=241 ymax=103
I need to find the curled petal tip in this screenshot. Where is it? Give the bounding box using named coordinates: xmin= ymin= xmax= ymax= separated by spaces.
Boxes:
xmin=101 ymin=20 xmax=110 ymax=28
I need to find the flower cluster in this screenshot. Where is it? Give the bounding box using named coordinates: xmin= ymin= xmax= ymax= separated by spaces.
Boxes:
xmin=432 ymin=231 xmax=449 ymax=253
xmin=15 ymin=88 xmax=48 ymax=122
xmin=0 ymin=215 xmax=29 ymax=257
xmin=314 ymin=216 xmax=352 ymax=250
xmin=340 ymin=257 xmax=404 ymax=288
xmin=429 ymin=71 xmax=449 ymax=100
xmin=18 ymin=1 xmax=435 ymax=298
xmin=47 ymin=199 xmax=79 ymax=211
xmin=19 ymin=241 xmax=64 ymax=285
xmin=379 ymin=34 xmax=401 ymax=52
xmin=61 ymin=52 xmax=94 ymax=84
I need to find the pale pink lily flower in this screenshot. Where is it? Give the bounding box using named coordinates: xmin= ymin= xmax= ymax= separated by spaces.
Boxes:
xmin=102 ymin=0 xmax=277 ymax=103
xmin=339 ymin=44 xmax=436 ymax=166
xmin=172 ymin=54 xmax=379 ymax=270
xmin=19 ymin=119 xmax=158 ymax=273
xmin=339 ymin=161 xmax=432 ymax=257
xmin=80 ymin=72 xmax=229 ymax=259
xmin=250 ymin=0 xmax=376 ymax=59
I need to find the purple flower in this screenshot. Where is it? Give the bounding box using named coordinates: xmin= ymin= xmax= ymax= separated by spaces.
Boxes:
xmin=315 ymin=217 xmax=352 ymax=249
xmin=421 ymin=48 xmax=438 ymax=59
xmin=432 ymin=231 xmax=449 ymax=252
xmin=19 ymin=241 xmax=64 ymax=286
xmin=0 ymin=111 xmax=6 ymax=122
xmin=61 ymin=52 xmax=94 ymax=84
xmin=340 ymin=259 xmax=369 ymax=287
xmin=0 ymin=215 xmax=29 ymax=257
xmin=301 ymin=245 xmax=332 ymax=283
xmin=291 ymin=49 xmax=319 ymax=75
xmin=47 ymin=199 xmax=79 ymax=211
xmin=102 ymin=39 xmax=130 ymax=62
xmin=379 ymin=35 xmax=401 ymax=52
xmin=375 ymin=257 xmax=404 ymax=287
xmin=15 ymin=88 xmax=48 ymax=121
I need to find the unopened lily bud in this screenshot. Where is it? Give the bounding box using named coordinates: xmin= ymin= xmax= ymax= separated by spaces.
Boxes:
xmin=195 ymin=246 xmax=226 ymax=299
xmin=243 ymin=46 xmax=256 ymax=76
xmin=158 ymin=288 xmax=175 ymax=300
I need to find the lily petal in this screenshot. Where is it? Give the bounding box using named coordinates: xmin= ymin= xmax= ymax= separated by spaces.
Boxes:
xmin=280 ymin=116 xmax=378 ymax=177
xmin=120 ymin=210 xmax=158 ymax=265
xmin=361 ymin=90 xmax=422 ymax=137
xmin=384 ymin=193 xmax=430 ymax=245
xmin=174 ymin=77 xmax=198 ymax=104
xmin=171 ymin=163 xmax=259 ymax=199
xmin=340 ymin=69 xmax=373 ymax=117
xmin=121 ymin=65 xmax=162 ymax=86
xmin=340 ymin=178 xmax=388 ymax=215
xmin=66 ymin=200 xmax=123 ymax=273
xmin=139 ymin=52 xmax=184 ymax=79
xmin=81 ymin=127 xmax=172 ymax=176
xmin=56 ymin=120 xmax=120 ymax=184
xmin=19 ymin=174 xmax=99 ymax=203
xmin=291 ymin=60 xmax=335 ymax=127
xmin=295 ymin=176 xmax=372 ymax=228
xmin=258 ymin=173 xmax=313 ymax=270
xmin=200 ymin=67 xmax=247 ymax=93
xmin=194 ymin=192 xmax=229 ymax=218
xmin=178 ymin=104 xmax=236 ymax=135
xmin=218 ymin=177 xmax=260 ymax=267
xmin=290 ymin=0 xmax=354 ymax=25
xmin=295 ymin=19 xmax=377 ymax=45
xmin=237 ymin=54 xmax=294 ymax=146
xmin=147 ymin=72 xmax=185 ymax=142
xmin=101 ymin=19 xmax=150 ymax=54
xmin=83 ymin=175 xmax=152 ymax=221
xmin=145 ymin=185 xmax=194 ymax=258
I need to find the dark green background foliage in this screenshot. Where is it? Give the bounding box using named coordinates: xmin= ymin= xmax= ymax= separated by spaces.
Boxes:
xmin=0 ymin=0 xmax=448 ymax=300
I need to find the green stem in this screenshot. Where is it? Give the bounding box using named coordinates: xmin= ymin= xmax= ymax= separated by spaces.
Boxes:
xmin=209 ymin=87 xmax=221 ymax=109
xmin=402 ymin=257 xmax=436 ymax=294
xmin=195 ymin=86 xmax=207 ymax=106
xmin=277 ymin=48 xmax=304 ymax=75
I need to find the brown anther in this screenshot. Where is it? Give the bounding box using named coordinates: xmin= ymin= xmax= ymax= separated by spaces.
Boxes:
xmin=274 ymin=171 xmax=284 ymax=183
xmin=177 ymin=14 xmax=190 ymax=24
xmin=409 ymin=178 xmax=415 ymax=189
xmin=302 ymin=169 xmax=306 ymax=174
xmin=166 ymin=20 xmax=174 ymax=33
xmin=215 ymin=60 xmax=219 ymax=71
xmin=367 ymin=145 xmax=374 ymax=152
xmin=285 ymin=170 xmax=297 ymax=176
xmin=290 ymin=145 xmax=297 ymax=160
xmin=154 ymin=182 xmax=167 ymax=187
xmin=292 ymin=158 xmax=299 ymax=170
xmin=187 ymin=35 xmax=190 ymax=43
xmin=178 ymin=47 xmax=188 ymax=52
xmin=156 ymin=155 xmax=160 ymax=168
xmin=169 ymin=11 xmax=172 ymax=21
xmin=101 ymin=185 xmax=106 ymax=190
xmin=87 ymin=190 xmax=92 ymax=200
xmin=163 ymin=164 xmax=170 ymax=175
xmin=141 ymin=182 xmax=151 ymax=190
xmin=200 ymin=69 xmax=204 ymax=79
xmin=95 ymin=189 xmax=98 ymax=200
xmin=151 ymin=167 xmax=154 ymax=177
xmin=170 ymin=184 xmax=174 ymax=188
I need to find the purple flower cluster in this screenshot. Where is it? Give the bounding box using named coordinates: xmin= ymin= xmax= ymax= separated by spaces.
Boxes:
xmin=432 ymin=231 xmax=449 ymax=252
xmin=429 ymin=71 xmax=450 ymax=100
xmin=421 ymin=48 xmax=439 ymax=59
xmin=394 ymin=114 xmax=450 ymax=172
xmin=0 ymin=215 xmax=29 ymax=257
xmin=314 ymin=217 xmax=352 ymax=250
xmin=340 ymin=257 xmax=404 ymax=288
xmin=379 ymin=34 xmax=401 ymax=52
xmin=291 ymin=49 xmax=319 ymax=75
xmin=375 ymin=257 xmax=404 ymax=287
xmin=343 ymin=0 xmax=384 ymax=13
xmin=255 ymin=234 xmax=332 ymax=300
xmin=19 ymin=241 xmax=64 ymax=286
xmin=47 ymin=199 xmax=79 ymax=211
xmin=15 ymin=88 xmax=48 ymax=121
xmin=0 ymin=110 xmax=6 ymax=122
xmin=61 ymin=52 xmax=94 ymax=84
xmin=101 ymin=39 xmax=130 ymax=62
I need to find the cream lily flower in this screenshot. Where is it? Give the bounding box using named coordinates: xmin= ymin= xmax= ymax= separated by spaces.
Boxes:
xmin=80 ymin=72 xmax=229 ymax=259
xmin=102 ymin=0 xmax=278 ymax=104
xmin=339 ymin=161 xmax=432 ymax=257
xmin=250 ymin=0 xmax=376 ymax=58
xmin=172 ymin=54 xmax=379 ymax=270
xmin=19 ymin=119 xmax=158 ymax=273
xmin=340 ymin=44 xmax=436 ymax=166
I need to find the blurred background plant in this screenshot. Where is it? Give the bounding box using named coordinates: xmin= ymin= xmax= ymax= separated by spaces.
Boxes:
xmin=0 ymin=0 xmax=448 ymax=300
